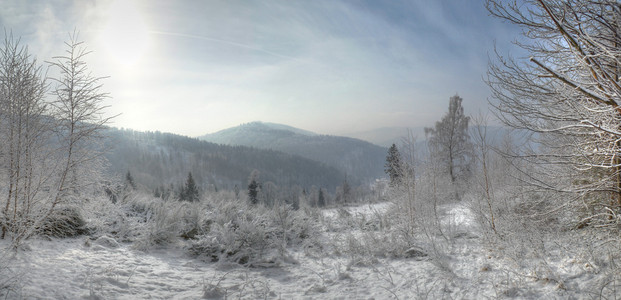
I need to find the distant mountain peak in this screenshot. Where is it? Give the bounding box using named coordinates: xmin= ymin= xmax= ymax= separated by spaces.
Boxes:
xmin=237 ymin=121 xmax=317 ymax=137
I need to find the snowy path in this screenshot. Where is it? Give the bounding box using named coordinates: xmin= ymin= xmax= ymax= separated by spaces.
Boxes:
xmin=3 ymin=236 xmax=446 ymax=299
xmin=9 ymin=239 xmax=208 ymax=299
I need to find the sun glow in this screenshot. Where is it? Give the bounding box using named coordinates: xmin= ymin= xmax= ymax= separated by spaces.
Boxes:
xmin=100 ymin=0 xmax=150 ymax=68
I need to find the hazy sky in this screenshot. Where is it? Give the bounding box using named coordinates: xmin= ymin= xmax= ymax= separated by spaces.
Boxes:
xmin=0 ymin=0 xmax=520 ymax=136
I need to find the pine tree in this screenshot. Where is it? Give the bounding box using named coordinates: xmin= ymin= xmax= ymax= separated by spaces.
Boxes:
xmin=181 ymin=172 xmax=199 ymax=202
xmin=385 ymin=144 xmax=403 ymax=186
xmin=248 ymin=180 xmax=260 ymax=204
xmin=125 ymin=171 xmax=136 ymax=190
xmin=248 ymin=170 xmax=260 ymax=205
xmin=317 ymin=189 xmax=326 ymax=207
xmin=342 ymin=180 xmax=352 ymax=203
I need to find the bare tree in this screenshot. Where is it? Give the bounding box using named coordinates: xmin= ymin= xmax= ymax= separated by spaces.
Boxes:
xmin=0 ymin=31 xmax=112 ymax=243
xmin=471 ymin=114 xmax=498 ymax=234
xmin=46 ymin=32 xmax=112 ymax=209
xmin=425 ymin=94 xmax=473 ymax=184
xmin=0 ymin=33 xmax=49 ymax=240
xmin=487 ymin=0 xmax=621 ymax=224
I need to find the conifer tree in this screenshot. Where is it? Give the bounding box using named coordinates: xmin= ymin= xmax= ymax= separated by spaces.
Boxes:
xmin=342 ymin=180 xmax=351 ymax=203
xmin=248 ymin=170 xmax=260 ymax=205
xmin=317 ymin=188 xmax=326 ymax=207
xmin=125 ymin=171 xmax=136 ymax=190
xmin=385 ymin=144 xmax=403 ymax=186
xmin=181 ymin=172 xmax=199 ymax=202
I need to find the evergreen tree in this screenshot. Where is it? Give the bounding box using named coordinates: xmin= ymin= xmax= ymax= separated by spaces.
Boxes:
xmin=317 ymin=189 xmax=325 ymax=207
xmin=248 ymin=180 xmax=260 ymax=205
xmin=337 ymin=180 xmax=352 ymax=203
xmin=181 ymin=172 xmax=200 ymax=202
xmin=385 ymin=144 xmax=403 ymax=185
xmin=248 ymin=170 xmax=261 ymax=205
xmin=125 ymin=171 xmax=136 ymax=190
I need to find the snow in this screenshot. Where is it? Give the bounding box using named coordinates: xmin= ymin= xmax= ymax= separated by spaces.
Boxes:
xmin=1 ymin=201 xmax=618 ymax=299
xmin=445 ymin=204 xmax=476 ymax=228
xmin=322 ymin=202 xmax=392 ymax=220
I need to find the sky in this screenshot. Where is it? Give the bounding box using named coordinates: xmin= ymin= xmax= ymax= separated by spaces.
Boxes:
xmin=0 ymin=0 xmax=521 ymax=137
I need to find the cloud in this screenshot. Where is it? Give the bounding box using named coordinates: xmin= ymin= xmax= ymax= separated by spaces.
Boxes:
xmin=0 ymin=0 xmax=520 ymax=136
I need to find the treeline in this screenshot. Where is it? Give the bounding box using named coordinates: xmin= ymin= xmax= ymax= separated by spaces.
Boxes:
xmin=103 ymin=128 xmax=347 ymax=193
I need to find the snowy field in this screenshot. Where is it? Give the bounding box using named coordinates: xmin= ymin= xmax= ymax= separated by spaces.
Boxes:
xmin=1 ymin=201 xmax=619 ymax=299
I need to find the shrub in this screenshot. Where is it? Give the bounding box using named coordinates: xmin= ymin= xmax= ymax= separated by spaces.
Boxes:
xmin=38 ymin=207 xmax=88 ymax=238
xmin=188 ymin=195 xmax=320 ymax=266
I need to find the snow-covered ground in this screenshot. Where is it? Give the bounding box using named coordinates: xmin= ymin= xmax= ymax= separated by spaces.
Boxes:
xmin=1 ymin=201 xmax=619 ymax=299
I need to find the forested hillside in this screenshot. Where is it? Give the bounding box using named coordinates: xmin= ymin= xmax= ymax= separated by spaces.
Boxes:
xmin=103 ymin=128 xmax=346 ymax=191
xmin=200 ymin=122 xmax=387 ymax=184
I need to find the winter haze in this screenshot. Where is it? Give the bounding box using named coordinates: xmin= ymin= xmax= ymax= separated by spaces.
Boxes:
xmin=3 ymin=0 xmax=620 ymax=299
xmin=0 ymin=0 xmax=517 ymax=137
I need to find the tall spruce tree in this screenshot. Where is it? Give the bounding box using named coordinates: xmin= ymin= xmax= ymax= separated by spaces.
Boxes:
xmin=181 ymin=172 xmax=199 ymax=202
xmin=317 ymin=188 xmax=326 ymax=207
xmin=125 ymin=171 xmax=136 ymax=190
xmin=385 ymin=144 xmax=403 ymax=186
xmin=248 ymin=170 xmax=260 ymax=205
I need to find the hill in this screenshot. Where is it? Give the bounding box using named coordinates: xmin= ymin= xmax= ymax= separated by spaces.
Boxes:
xmin=343 ymin=127 xmax=426 ymax=147
xmin=102 ymin=128 xmax=346 ymax=192
xmin=199 ymin=122 xmax=388 ymax=184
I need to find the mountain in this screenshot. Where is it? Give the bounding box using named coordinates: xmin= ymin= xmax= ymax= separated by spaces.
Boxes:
xmin=102 ymin=128 xmax=346 ymax=192
xmin=199 ymin=122 xmax=388 ymax=184
xmin=255 ymin=122 xmax=317 ymax=137
xmin=343 ymin=127 xmax=427 ymax=147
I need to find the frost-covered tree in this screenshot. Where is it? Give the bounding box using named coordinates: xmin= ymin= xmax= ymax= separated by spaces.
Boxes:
xmin=47 ymin=32 xmax=112 ymax=208
xmin=0 ymin=32 xmax=112 ymax=243
xmin=260 ymin=181 xmax=278 ymax=206
xmin=487 ymin=0 xmax=621 ymax=222
xmin=425 ymin=94 xmax=472 ymax=183
xmin=0 ymin=33 xmax=49 ymax=240
xmin=385 ymin=144 xmax=403 ymax=186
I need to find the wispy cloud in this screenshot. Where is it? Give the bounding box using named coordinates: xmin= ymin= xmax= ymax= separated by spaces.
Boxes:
xmin=0 ymin=0 xmax=520 ymax=136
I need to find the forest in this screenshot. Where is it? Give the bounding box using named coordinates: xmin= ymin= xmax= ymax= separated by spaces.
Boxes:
xmin=1 ymin=0 xmax=621 ymax=298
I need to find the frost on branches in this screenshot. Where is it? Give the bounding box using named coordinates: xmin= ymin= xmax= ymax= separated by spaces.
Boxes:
xmin=0 ymin=32 xmax=112 ymax=245
xmin=487 ymin=0 xmax=621 ymax=226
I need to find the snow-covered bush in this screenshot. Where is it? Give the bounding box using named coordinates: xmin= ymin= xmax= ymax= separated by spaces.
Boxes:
xmin=188 ymin=194 xmax=320 ymax=266
xmin=133 ymin=201 xmax=185 ymax=250
xmin=323 ymin=167 xmax=456 ymax=271
xmin=80 ymin=191 xmax=145 ymax=242
xmin=189 ymin=209 xmax=272 ymax=264
xmin=80 ymin=191 xmax=174 ymax=245
xmin=92 ymin=191 xmax=209 ymax=249
xmin=37 ymin=206 xmax=88 ymax=238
